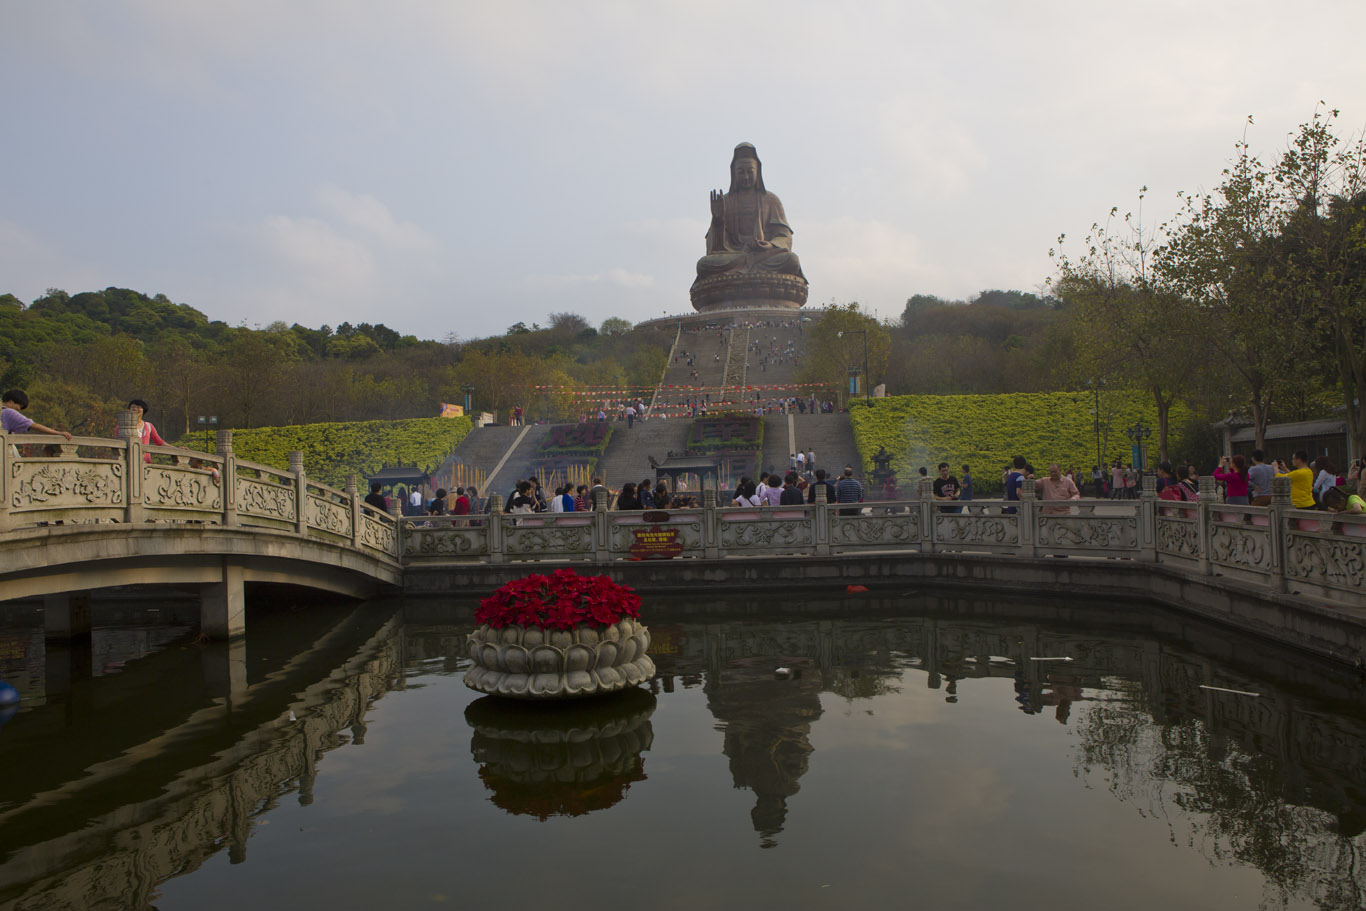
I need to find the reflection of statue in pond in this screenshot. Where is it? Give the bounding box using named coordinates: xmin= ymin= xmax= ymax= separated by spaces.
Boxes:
xmin=706 ymin=657 xmax=822 ymax=847
xmin=690 ymin=143 xmax=809 ymax=313
xmin=465 ymin=689 xmax=655 ymax=820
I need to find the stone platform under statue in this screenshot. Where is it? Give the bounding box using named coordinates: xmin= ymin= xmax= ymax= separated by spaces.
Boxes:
xmin=690 ymin=272 xmax=808 ymax=312
xmin=690 ymin=142 xmax=809 ymax=314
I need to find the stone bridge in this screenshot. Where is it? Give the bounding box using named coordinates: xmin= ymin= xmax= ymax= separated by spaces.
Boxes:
xmin=1 ymin=431 xmax=401 ymax=639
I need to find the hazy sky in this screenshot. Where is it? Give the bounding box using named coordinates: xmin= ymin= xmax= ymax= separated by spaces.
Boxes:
xmin=4 ymin=2 xmax=1365 ymax=340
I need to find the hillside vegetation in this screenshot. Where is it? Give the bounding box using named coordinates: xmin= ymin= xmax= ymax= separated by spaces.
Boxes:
xmin=223 ymin=416 xmax=472 ymax=488
xmin=849 ymin=392 xmax=1194 ymax=493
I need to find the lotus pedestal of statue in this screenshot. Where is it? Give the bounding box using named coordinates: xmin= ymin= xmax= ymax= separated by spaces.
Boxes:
xmin=690 ymin=272 xmax=809 ymax=314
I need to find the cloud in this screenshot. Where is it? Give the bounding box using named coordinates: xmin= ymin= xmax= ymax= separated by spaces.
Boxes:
xmin=522 ymin=268 xmax=656 ymax=290
xmin=315 ymin=186 xmax=438 ymax=253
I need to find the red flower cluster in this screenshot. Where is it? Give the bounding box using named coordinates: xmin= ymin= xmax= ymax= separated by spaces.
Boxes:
xmin=475 ymin=568 xmax=642 ymax=630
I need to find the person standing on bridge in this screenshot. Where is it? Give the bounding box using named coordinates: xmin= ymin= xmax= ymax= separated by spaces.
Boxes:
xmin=119 ymin=399 xmax=176 ymax=463
xmin=3 ymin=389 xmax=73 ymax=445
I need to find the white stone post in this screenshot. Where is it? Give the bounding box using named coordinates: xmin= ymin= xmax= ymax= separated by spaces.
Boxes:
xmin=1020 ymin=477 xmax=1037 ymax=557
xmin=702 ymin=488 xmax=720 ymax=559
xmin=1197 ymin=475 xmax=1216 ymax=576
xmin=487 ymin=494 xmax=505 ymax=563
xmin=218 ymin=429 xmax=238 ymax=526
xmin=593 ymin=488 xmax=610 ymax=563
xmin=811 ymin=483 xmax=830 ymax=556
xmin=290 ymin=451 xmax=307 ymax=535
xmin=346 ymin=474 xmax=362 ymax=548
xmin=0 ymin=436 xmax=10 ymax=533
xmin=917 ymin=477 xmax=934 ymax=553
xmin=117 ymin=409 xmax=144 ymax=524
xmin=1269 ymin=476 xmax=1290 ymax=593
xmin=1139 ymin=473 xmax=1157 ymax=561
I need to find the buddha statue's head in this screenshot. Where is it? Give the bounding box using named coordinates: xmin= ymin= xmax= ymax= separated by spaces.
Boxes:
xmin=729 ymin=143 xmax=766 ymax=194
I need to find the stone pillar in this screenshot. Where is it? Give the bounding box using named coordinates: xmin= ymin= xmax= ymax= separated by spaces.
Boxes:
xmin=218 ymin=429 xmax=238 ymax=526
xmin=203 ymin=638 xmax=249 ymax=711
xmin=486 ymin=494 xmax=505 ymax=564
xmin=346 ymin=474 xmax=362 ymax=548
xmin=202 ymin=561 xmax=247 ymax=640
xmin=1197 ymin=475 xmax=1216 ymax=575
xmin=44 ymin=590 xmax=93 ymax=640
xmin=1020 ymin=477 xmax=1037 ymax=557
xmin=593 ymin=488 xmax=610 ymax=564
xmin=1269 ymin=476 xmax=1290 ymax=592
xmin=0 ymin=437 xmax=10 ymax=533
xmin=117 ymin=409 xmax=144 ymax=524
xmin=44 ymin=636 xmax=93 ymax=700
xmin=1139 ymin=471 xmax=1157 ymax=561
xmin=702 ymin=488 xmax=720 ymax=559
xmin=290 ymin=451 xmax=307 ymax=535
xmin=917 ymin=477 xmax=934 ymax=553
xmin=810 ymin=484 xmax=830 ymax=556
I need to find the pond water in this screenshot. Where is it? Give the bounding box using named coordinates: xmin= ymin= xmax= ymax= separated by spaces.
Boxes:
xmin=1 ymin=590 xmax=1364 ymax=911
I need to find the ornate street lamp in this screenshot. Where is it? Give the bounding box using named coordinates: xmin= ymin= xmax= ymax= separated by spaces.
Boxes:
xmin=1124 ymin=420 xmax=1153 ymax=469
xmin=196 ymin=414 xmax=218 ymax=452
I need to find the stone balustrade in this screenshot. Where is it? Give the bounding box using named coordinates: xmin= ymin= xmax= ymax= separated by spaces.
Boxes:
xmin=0 ymin=428 xmax=398 ymax=562
xmin=4 ymin=432 xmax=1364 ymax=613
xmin=401 ymin=476 xmax=1366 ymax=608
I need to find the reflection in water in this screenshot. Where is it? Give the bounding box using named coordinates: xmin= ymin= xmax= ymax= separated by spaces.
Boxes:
xmin=0 ymin=593 xmax=1363 ymax=909
xmin=465 ymin=689 xmax=655 ymax=819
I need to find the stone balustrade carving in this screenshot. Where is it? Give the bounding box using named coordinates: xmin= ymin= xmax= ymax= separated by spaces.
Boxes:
xmin=4 ymin=438 xmax=1365 ymax=607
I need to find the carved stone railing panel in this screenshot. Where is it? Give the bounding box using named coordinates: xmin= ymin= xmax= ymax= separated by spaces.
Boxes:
xmin=831 ymin=512 xmax=920 ymax=550
xmin=1155 ymin=515 xmax=1200 ymax=559
xmin=932 ymin=513 xmax=1017 ymax=549
xmin=306 ymin=493 xmax=352 ymax=539
xmin=142 ymin=463 xmax=222 ymax=514
xmin=1208 ymin=524 xmax=1273 ymax=577
xmin=503 ymin=519 xmax=594 ymax=555
xmin=10 ymin=459 xmax=124 ymax=512
xmin=719 ymin=517 xmax=815 ymax=552
xmin=236 ymin=476 xmax=297 ymax=525
xmin=1283 ymin=530 xmax=1366 ymax=596
xmin=358 ymin=512 xmax=397 ymax=555
xmin=402 ymin=522 xmax=490 ymax=558
xmin=1035 ymin=515 xmax=1138 ymax=550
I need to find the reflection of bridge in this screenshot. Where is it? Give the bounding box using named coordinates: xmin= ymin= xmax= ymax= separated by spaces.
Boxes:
xmin=0 ymin=604 xmax=403 ymax=911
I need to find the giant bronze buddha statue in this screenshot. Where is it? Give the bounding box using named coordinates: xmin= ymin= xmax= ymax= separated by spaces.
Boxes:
xmin=690 ymin=143 xmax=809 ymax=313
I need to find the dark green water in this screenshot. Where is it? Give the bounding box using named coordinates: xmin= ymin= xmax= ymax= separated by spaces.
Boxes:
xmin=1 ymin=590 xmax=1363 ymax=910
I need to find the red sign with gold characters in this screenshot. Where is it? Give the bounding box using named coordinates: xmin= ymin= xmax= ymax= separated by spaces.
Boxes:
xmin=629 ymin=525 xmax=683 ymax=560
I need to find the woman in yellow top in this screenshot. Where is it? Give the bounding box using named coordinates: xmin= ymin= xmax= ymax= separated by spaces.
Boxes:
xmin=1275 ymin=451 xmax=1317 ymax=509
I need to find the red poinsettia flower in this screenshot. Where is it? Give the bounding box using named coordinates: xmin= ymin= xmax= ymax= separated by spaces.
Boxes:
xmin=475 ymin=569 xmax=642 ymax=629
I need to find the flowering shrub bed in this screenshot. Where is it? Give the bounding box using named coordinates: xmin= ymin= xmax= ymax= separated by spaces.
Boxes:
xmin=537 ymin=423 xmax=613 ymax=459
xmin=476 ymin=568 xmax=642 ymax=629
xmin=850 ymin=392 xmax=1192 ymax=493
xmin=687 ymin=415 xmax=763 ymax=453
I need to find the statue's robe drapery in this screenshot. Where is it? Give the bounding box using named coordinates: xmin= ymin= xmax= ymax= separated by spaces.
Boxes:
xmin=695 ymin=189 xmax=805 ymax=281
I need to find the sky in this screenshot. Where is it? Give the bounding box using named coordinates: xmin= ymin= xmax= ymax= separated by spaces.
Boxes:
xmin=4 ymin=1 xmax=1366 ymax=341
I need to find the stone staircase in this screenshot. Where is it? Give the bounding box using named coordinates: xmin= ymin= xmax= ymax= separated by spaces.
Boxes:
xmin=594 ymin=419 xmax=693 ymax=487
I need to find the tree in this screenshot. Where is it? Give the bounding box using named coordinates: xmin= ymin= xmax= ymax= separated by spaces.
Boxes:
xmin=600 ymin=317 xmax=633 ymax=337
xmin=1157 ymin=126 xmax=1310 ymax=450
xmin=1052 ymin=194 xmax=1203 ymax=461
xmin=548 ymin=312 xmax=590 ymax=334
xmin=798 ymin=303 xmax=890 ymax=406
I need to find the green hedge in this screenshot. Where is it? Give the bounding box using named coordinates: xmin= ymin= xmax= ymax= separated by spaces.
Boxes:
xmin=215 ymin=416 xmax=472 ymax=488
xmin=849 ymin=392 xmax=1193 ymax=493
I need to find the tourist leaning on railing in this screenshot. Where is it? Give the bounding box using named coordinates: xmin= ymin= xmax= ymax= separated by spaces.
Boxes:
xmin=1274 ymin=452 xmax=1317 ymax=509
xmin=1322 ymin=487 xmax=1364 ymax=514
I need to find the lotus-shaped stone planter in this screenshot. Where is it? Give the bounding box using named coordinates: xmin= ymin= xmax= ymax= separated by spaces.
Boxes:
xmin=464 ymin=618 xmax=656 ymax=699
xmin=465 ymin=688 xmax=655 ymax=818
